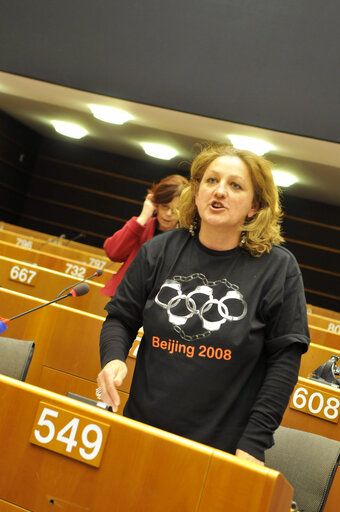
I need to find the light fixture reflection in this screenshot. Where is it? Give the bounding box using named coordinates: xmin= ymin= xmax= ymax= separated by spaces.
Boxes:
xmin=140 ymin=142 xmax=178 ymax=160
xmin=89 ymin=104 xmax=133 ymax=125
xmin=228 ymin=134 xmax=275 ymax=155
xmin=52 ymin=120 xmax=87 ymax=139
xmin=272 ymin=170 xmax=298 ymax=187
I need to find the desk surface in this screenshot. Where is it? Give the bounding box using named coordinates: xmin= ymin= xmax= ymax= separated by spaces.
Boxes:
xmin=0 ymin=375 xmax=292 ymax=512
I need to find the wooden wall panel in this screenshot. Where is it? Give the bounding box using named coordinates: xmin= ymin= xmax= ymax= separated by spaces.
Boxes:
xmin=0 ymin=109 xmax=41 ymax=223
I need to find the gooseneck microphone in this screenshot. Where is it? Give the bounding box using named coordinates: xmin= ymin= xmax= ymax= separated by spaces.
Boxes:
xmin=65 ymin=233 xmax=86 ymax=246
xmin=37 ymin=234 xmax=66 ymax=250
xmin=54 ymin=270 xmax=103 ymax=299
xmin=0 ymin=282 xmax=90 ymax=334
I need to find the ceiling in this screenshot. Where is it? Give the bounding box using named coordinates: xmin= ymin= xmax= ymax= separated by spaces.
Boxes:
xmin=1 ymin=71 xmax=340 ymax=208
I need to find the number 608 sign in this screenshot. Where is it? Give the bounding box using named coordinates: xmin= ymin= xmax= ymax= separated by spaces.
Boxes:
xmin=289 ymin=385 xmax=340 ymax=423
xmin=30 ymin=402 xmax=110 ymax=467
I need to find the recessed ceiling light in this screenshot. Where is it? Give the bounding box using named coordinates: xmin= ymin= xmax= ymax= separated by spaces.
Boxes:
xmin=51 ymin=120 xmax=87 ymax=139
xmin=89 ymin=104 xmax=133 ymax=125
xmin=272 ymin=170 xmax=298 ymax=187
xmin=228 ymin=134 xmax=275 ymax=155
xmin=140 ymin=142 xmax=178 ymax=160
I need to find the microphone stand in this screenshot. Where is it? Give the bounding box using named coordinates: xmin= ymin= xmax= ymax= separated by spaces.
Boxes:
xmin=0 ymin=283 xmax=90 ymax=334
xmin=7 ymin=291 xmax=76 ymax=322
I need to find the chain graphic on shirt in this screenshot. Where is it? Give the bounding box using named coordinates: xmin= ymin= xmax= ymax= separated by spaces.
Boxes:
xmin=155 ymin=273 xmax=247 ymax=341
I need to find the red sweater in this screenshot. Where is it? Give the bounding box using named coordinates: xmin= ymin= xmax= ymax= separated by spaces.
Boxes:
xmin=101 ymin=216 xmax=157 ymax=296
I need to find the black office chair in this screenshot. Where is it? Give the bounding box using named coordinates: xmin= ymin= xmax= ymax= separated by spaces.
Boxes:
xmin=265 ymin=426 xmax=340 ymax=512
xmin=0 ymin=337 xmax=35 ymax=381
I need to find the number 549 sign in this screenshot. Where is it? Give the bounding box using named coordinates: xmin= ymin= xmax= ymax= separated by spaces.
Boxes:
xmin=30 ymin=402 xmax=110 ymax=467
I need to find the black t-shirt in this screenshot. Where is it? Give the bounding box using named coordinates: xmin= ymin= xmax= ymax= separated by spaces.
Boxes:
xmin=100 ymin=229 xmax=310 ymax=461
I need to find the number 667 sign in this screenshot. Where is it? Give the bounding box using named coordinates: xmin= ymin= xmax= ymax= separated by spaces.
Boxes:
xmin=30 ymin=402 xmax=110 ymax=467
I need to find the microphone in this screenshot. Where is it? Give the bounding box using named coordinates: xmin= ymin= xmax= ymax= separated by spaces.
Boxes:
xmin=0 ymin=282 xmax=90 ymax=335
xmin=37 ymin=234 xmax=66 ymax=250
xmin=54 ymin=270 xmax=103 ymax=299
xmin=65 ymin=233 xmax=86 ymax=246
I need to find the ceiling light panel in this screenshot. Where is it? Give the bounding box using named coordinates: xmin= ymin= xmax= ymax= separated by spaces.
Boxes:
xmin=228 ymin=134 xmax=275 ymax=155
xmin=140 ymin=142 xmax=178 ymax=160
xmin=51 ymin=120 xmax=88 ymax=139
xmin=272 ymin=170 xmax=298 ymax=187
xmin=89 ymin=104 xmax=133 ymax=125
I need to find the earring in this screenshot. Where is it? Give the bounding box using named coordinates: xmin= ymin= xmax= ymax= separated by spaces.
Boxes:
xmin=239 ymin=231 xmax=246 ymax=247
xmin=189 ymin=211 xmax=199 ymax=236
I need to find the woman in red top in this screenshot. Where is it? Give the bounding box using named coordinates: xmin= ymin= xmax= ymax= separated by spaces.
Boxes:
xmin=101 ymin=174 xmax=188 ymax=296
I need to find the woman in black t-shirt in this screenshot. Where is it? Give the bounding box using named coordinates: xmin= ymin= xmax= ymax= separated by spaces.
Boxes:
xmin=97 ymin=144 xmax=310 ymax=464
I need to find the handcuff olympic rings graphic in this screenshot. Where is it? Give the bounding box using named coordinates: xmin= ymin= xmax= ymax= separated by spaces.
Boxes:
xmin=155 ymin=279 xmax=247 ymax=333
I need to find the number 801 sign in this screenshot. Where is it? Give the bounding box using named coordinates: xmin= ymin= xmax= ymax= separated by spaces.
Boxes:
xmin=30 ymin=402 xmax=110 ymax=467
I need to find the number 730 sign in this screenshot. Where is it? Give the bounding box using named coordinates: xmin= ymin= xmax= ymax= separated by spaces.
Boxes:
xmin=30 ymin=402 xmax=110 ymax=467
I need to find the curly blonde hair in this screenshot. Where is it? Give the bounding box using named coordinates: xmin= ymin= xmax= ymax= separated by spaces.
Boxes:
xmin=179 ymin=144 xmax=284 ymax=256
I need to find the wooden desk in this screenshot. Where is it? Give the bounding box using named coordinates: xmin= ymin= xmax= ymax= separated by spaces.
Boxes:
xmin=0 ymin=288 xmax=141 ymax=413
xmin=299 ymin=342 xmax=340 ymax=380
xmin=0 ymin=228 xmax=112 ymax=271
xmin=0 ymin=254 xmax=108 ymax=317
xmin=308 ymin=311 xmax=340 ymax=333
xmin=0 ymin=239 xmax=119 ymax=284
xmin=0 ymin=375 xmax=293 ymax=512
xmin=307 ymin=303 xmax=340 ymax=322
xmin=0 ymin=220 xmax=107 ymax=256
xmin=283 ymin=377 xmax=340 ymax=442
xmin=309 ymin=324 xmax=340 ymax=350
xmin=282 ymin=377 xmax=340 ymax=512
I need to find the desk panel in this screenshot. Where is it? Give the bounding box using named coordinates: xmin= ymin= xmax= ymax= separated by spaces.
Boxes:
xmin=307 ymin=304 xmax=340 ymax=322
xmin=0 ymin=239 xmax=118 ymax=284
xmin=282 ymin=377 xmax=340 ymax=512
xmin=282 ymin=377 xmax=340 ymax=440
xmin=0 ymin=375 xmax=292 ymax=512
xmin=0 ymin=221 xmax=107 ymax=256
xmin=299 ymin=342 xmax=340 ymax=381
xmin=308 ymin=312 xmax=340 ymax=333
xmin=0 ymin=228 xmax=110 ymax=270
xmin=0 ymin=255 xmax=108 ymax=317
xmin=0 ymin=288 xmax=140 ymax=402
xmin=309 ymin=325 xmax=340 ymax=350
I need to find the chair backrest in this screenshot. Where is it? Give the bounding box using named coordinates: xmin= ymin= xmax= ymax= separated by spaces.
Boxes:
xmin=0 ymin=337 xmax=35 ymax=381
xmin=265 ymin=426 xmax=340 ymax=512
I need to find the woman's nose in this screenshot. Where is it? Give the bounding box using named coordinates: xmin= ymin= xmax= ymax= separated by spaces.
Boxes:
xmin=215 ymin=181 xmax=227 ymax=196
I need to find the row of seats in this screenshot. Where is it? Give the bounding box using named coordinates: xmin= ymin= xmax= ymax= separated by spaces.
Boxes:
xmin=0 ymin=223 xmax=138 ymax=417
xmin=0 ymin=220 xmax=107 ymax=256
xmin=0 ymin=226 xmax=122 ymax=272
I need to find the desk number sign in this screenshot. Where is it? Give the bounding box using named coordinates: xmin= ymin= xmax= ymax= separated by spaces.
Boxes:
xmin=9 ymin=264 xmax=38 ymax=287
xmin=289 ymin=384 xmax=340 ymax=423
xmin=30 ymin=402 xmax=110 ymax=467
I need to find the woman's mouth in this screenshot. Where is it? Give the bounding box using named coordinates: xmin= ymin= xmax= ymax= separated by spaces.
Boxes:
xmin=210 ymin=201 xmax=225 ymax=210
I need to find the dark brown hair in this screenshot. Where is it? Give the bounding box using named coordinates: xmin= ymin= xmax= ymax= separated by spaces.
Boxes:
xmin=149 ymin=174 xmax=188 ymax=205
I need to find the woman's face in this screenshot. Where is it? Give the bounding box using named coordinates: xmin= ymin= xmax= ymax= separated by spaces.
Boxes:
xmin=155 ymin=196 xmax=180 ymax=231
xmin=195 ymin=155 xmax=258 ymax=235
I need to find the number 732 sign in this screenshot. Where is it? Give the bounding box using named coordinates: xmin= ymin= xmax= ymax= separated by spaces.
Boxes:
xmin=30 ymin=402 xmax=110 ymax=467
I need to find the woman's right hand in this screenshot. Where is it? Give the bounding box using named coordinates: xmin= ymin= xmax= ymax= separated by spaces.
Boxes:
xmin=137 ymin=193 xmax=156 ymax=225
xmin=97 ymin=360 xmax=128 ymax=412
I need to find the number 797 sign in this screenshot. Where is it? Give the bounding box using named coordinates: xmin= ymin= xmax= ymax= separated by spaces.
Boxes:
xmin=30 ymin=402 xmax=110 ymax=467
